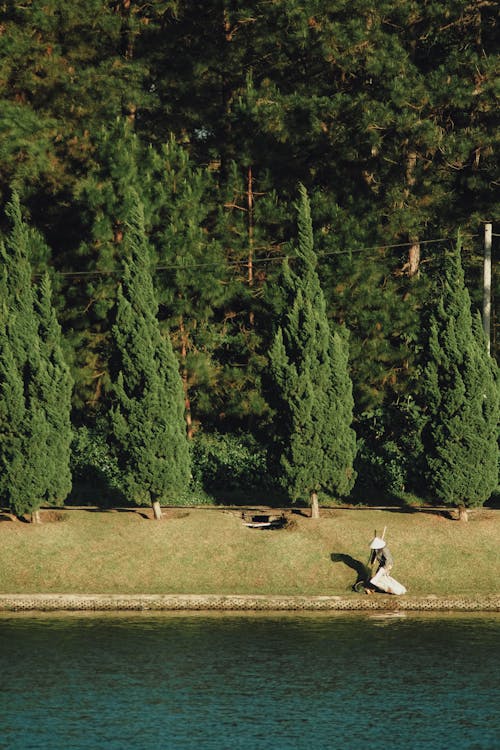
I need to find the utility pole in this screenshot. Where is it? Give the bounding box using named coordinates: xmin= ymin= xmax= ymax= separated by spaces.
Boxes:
xmin=483 ymin=222 xmax=492 ymax=354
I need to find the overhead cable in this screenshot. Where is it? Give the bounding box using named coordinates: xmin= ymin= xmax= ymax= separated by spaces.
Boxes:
xmin=34 ymin=233 xmax=480 ymax=280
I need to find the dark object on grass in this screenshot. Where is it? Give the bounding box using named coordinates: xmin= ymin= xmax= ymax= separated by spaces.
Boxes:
xmin=242 ymin=512 xmax=287 ymax=529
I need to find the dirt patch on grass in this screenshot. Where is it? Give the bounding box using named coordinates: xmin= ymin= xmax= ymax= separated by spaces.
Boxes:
xmin=161 ymin=509 xmax=190 ymax=521
xmin=469 ymin=510 xmax=498 ymax=522
xmin=40 ymin=510 xmax=69 ymax=523
xmin=120 ymin=507 xmax=191 ymax=521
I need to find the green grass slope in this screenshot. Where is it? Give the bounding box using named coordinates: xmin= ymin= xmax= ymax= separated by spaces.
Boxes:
xmin=0 ymin=507 xmax=497 ymax=597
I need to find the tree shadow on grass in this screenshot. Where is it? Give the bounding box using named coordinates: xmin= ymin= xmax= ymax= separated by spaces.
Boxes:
xmin=331 ymin=552 xmax=372 ymax=592
xmin=79 ymin=507 xmax=151 ymax=520
xmin=0 ymin=511 xmax=19 ymax=522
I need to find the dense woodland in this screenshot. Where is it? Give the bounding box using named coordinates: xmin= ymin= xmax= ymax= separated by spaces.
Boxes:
xmin=0 ymin=1 xmax=498 ymax=515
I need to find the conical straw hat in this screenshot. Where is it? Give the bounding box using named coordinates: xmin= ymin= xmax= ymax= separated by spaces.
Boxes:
xmin=370 ymin=536 xmax=386 ymax=550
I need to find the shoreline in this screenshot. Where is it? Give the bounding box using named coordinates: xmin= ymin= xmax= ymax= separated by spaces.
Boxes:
xmin=1 ymin=593 xmax=499 ymax=613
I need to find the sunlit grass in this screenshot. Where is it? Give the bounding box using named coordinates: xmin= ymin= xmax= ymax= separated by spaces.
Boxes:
xmin=0 ymin=506 xmax=497 ymax=597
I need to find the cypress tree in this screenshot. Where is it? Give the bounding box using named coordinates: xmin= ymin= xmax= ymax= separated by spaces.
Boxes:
xmin=0 ymin=196 xmax=54 ymax=520
xmin=34 ymin=273 xmax=73 ymax=504
xmin=420 ymin=238 xmax=499 ymax=517
xmin=0 ymin=340 xmax=49 ymax=521
xmin=109 ymin=199 xmax=191 ymax=520
xmin=268 ymin=185 xmax=356 ymax=517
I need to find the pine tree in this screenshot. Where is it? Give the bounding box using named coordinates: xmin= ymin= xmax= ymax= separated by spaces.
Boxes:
xmin=0 ymin=0 xmax=150 ymax=218
xmin=268 ymin=186 xmax=356 ymax=517
xmin=144 ymin=135 xmax=227 ymax=437
xmin=420 ymin=238 xmax=499 ymax=517
xmin=208 ymin=161 xmax=287 ymax=434
xmin=109 ymin=199 xmax=191 ymax=520
xmin=66 ymin=119 xmax=144 ymax=412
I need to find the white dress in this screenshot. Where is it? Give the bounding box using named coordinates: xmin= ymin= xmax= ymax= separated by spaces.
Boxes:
xmin=370 ymin=566 xmax=407 ymax=595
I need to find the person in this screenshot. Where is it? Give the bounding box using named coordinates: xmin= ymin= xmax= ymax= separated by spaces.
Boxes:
xmin=370 ymin=536 xmax=394 ymax=571
xmin=367 ymin=536 xmax=407 ymax=595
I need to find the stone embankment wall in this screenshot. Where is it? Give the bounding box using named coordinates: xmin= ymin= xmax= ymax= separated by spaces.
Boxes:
xmin=0 ymin=594 xmax=498 ymax=612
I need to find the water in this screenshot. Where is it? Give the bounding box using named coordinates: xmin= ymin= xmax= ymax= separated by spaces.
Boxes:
xmin=0 ymin=612 xmax=498 ymax=750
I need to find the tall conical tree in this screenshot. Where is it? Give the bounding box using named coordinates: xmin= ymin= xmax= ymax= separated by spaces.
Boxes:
xmin=0 ymin=342 xmax=50 ymax=521
xmin=0 ymin=195 xmax=67 ymax=520
xmin=268 ymin=185 xmax=356 ymax=517
xmin=34 ymin=273 xmax=73 ymax=504
xmin=109 ymin=198 xmax=191 ymax=520
xmin=420 ymin=237 xmax=499 ymax=518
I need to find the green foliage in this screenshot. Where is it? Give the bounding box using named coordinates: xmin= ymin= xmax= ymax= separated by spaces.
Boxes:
xmin=34 ymin=273 xmax=73 ymax=504
xmin=0 ymin=338 xmax=38 ymax=516
xmin=191 ymin=431 xmax=271 ymax=496
xmin=268 ymin=185 xmax=357 ymax=504
xmin=0 ymin=1 xmax=498 ymax=498
xmin=67 ymin=119 xmax=145 ymax=412
xmin=0 ymin=0 xmax=150 ymax=205
xmin=420 ymin=239 xmax=499 ymax=508
xmin=69 ymin=421 xmax=126 ymax=507
xmin=352 ymin=400 xmax=427 ymax=500
xmin=108 ymin=198 xmax=191 ymax=506
xmin=70 ymin=420 xmax=213 ymax=508
xmin=0 ymin=195 xmax=72 ymax=515
xmin=197 ymin=161 xmax=287 ymax=434
xmin=143 ymin=136 xmax=227 ymax=435
xmin=354 ymin=438 xmax=407 ymax=499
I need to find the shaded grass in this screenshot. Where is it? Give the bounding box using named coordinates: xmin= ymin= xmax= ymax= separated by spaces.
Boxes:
xmin=0 ymin=507 xmax=498 ymax=597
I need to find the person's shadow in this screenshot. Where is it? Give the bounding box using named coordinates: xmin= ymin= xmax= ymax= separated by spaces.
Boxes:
xmin=330 ymin=552 xmax=372 ymax=592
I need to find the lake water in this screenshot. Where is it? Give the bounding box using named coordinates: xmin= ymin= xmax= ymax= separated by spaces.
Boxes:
xmin=0 ymin=612 xmax=498 ymax=749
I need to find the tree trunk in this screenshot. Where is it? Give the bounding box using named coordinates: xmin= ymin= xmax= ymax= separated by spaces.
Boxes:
xmin=408 ymin=239 xmax=420 ymax=277
xmin=405 ymin=150 xmax=420 ymax=276
xmin=457 ymin=506 xmax=469 ymax=522
xmin=31 ymin=509 xmax=42 ymax=524
xmin=310 ymin=491 xmax=320 ymax=519
xmin=219 ymin=9 xmax=236 ymax=181
xmin=247 ymin=165 xmax=255 ymax=326
xmin=152 ymin=500 xmax=162 ymax=520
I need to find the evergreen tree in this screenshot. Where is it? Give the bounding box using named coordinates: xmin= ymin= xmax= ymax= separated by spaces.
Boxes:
xmin=268 ymin=186 xmax=356 ymax=517
xmin=144 ymin=135 xmax=227 ymax=437
xmin=420 ymin=238 xmax=499 ymax=516
xmin=1 ymin=0 xmax=497 ymax=440
xmin=324 ymin=328 xmax=358 ymax=497
xmin=0 ymin=0 xmax=150 ymax=231
xmin=209 ymin=161 xmax=288 ymax=434
xmin=0 ymin=337 xmax=49 ymax=521
xmin=66 ymin=119 xmax=144 ymax=412
xmin=67 ymin=122 xmax=226 ymax=428
xmin=0 ymin=196 xmax=67 ymax=520
xmin=34 ymin=273 xmax=73 ymax=504
xmin=109 ymin=199 xmax=191 ymax=520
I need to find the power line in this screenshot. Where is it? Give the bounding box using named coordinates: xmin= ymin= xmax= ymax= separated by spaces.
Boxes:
xmin=36 ymin=233 xmax=480 ymax=280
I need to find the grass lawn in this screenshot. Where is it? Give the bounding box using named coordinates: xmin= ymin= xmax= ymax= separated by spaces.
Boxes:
xmin=0 ymin=505 xmax=498 ymax=597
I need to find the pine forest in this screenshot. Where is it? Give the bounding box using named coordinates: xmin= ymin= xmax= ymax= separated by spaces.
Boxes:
xmin=0 ymin=1 xmax=498 ymax=517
